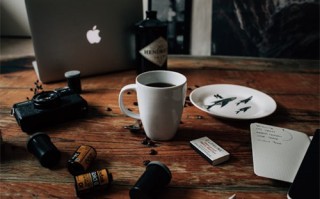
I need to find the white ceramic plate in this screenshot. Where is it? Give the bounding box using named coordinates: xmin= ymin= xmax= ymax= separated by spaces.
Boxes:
xmin=190 ymin=84 xmax=277 ymax=119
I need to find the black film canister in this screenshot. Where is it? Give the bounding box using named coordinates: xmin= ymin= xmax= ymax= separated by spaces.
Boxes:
xmin=64 ymin=70 xmax=82 ymax=94
xmin=130 ymin=161 xmax=172 ymax=199
xmin=27 ymin=132 xmax=61 ymax=168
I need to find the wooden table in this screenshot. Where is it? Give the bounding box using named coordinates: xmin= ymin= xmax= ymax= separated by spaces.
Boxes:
xmin=1 ymin=55 xmax=319 ymax=198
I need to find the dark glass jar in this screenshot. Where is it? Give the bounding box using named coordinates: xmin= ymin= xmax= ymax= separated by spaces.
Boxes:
xmin=135 ymin=11 xmax=168 ymax=74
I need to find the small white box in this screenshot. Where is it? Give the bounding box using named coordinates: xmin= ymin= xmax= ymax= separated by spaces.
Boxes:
xmin=190 ymin=136 xmax=230 ymax=165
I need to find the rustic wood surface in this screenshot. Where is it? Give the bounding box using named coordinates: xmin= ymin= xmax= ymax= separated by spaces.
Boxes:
xmin=0 ymin=55 xmax=319 ymax=198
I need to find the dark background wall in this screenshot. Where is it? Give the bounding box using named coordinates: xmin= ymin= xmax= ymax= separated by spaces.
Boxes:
xmin=211 ymin=0 xmax=320 ymax=60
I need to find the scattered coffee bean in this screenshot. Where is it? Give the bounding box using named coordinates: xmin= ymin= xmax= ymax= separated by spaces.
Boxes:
xmin=180 ymin=121 xmax=184 ymax=124
xmin=141 ymin=137 xmax=157 ymax=147
xmin=127 ymin=91 xmax=131 ymax=95
xmin=26 ymin=80 xmax=45 ymax=100
xmin=133 ymin=102 xmax=138 ymax=106
xmin=124 ymin=120 xmax=143 ymax=133
xmin=106 ymin=107 xmax=112 ymax=111
xmin=127 ymin=108 xmax=132 ymax=111
xmin=147 ymin=140 xmax=156 ymax=147
xmin=195 ymin=85 xmax=200 ymax=88
xmin=149 ymin=149 xmax=157 ymax=155
xmin=183 ymin=96 xmax=193 ymax=107
xmin=143 ymin=160 xmax=151 ymax=166
xmin=124 ymin=125 xmax=140 ymax=133
xmin=187 ymin=87 xmax=192 ymax=91
xmin=33 ymin=80 xmax=43 ymax=91
xmin=141 ymin=137 xmax=149 ymax=145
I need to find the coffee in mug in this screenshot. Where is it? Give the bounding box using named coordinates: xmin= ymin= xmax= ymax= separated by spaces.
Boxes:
xmin=118 ymin=70 xmax=187 ymax=140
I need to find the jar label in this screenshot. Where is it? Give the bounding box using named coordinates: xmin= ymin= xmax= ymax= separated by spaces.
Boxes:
xmin=139 ymin=37 xmax=168 ymax=67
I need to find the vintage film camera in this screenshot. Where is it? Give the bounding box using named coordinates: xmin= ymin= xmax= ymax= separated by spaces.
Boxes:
xmin=12 ymin=87 xmax=88 ymax=133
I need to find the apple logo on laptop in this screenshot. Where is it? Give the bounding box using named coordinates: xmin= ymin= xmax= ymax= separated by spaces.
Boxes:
xmin=86 ymin=25 xmax=101 ymax=44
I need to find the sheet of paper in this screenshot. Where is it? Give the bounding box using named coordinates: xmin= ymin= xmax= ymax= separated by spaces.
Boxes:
xmin=250 ymin=123 xmax=310 ymax=182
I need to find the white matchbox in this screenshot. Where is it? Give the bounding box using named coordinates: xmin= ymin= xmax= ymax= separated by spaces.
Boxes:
xmin=190 ymin=136 xmax=230 ymax=165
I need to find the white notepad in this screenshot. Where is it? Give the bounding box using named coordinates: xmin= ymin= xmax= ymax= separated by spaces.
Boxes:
xmin=250 ymin=123 xmax=311 ymax=182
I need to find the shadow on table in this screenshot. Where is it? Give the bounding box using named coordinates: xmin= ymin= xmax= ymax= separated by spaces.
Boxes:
xmin=0 ymin=56 xmax=35 ymax=74
xmin=0 ymin=142 xmax=28 ymax=163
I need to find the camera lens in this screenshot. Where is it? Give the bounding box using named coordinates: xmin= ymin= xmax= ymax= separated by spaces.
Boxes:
xmin=32 ymin=91 xmax=60 ymax=108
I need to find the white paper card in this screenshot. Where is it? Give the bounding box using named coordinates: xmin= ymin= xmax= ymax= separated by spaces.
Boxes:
xmin=190 ymin=136 xmax=230 ymax=165
xmin=250 ymin=123 xmax=310 ymax=182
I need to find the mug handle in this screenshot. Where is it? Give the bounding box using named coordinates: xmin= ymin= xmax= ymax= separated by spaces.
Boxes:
xmin=118 ymin=84 xmax=141 ymax=120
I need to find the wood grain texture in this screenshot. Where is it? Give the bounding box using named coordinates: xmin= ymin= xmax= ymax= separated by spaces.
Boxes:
xmin=0 ymin=56 xmax=319 ymax=198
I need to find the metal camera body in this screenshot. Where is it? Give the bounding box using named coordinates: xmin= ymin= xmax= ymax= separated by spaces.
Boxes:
xmin=12 ymin=87 xmax=88 ymax=133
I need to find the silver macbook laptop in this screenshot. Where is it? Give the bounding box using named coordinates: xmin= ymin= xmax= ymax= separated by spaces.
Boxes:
xmin=25 ymin=0 xmax=143 ymax=83
xmin=1 ymin=0 xmax=31 ymax=37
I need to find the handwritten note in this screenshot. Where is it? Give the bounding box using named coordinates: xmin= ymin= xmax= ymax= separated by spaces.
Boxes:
xmin=250 ymin=123 xmax=310 ymax=182
xmin=254 ymin=123 xmax=294 ymax=145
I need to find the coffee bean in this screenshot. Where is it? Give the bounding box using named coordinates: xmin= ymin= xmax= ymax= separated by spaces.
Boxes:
xmin=143 ymin=160 xmax=151 ymax=166
xmin=141 ymin=137 xmax=149 ymax=145
xmin=149 ymin=149 xmax=157 ymax=155
xmin=124 ymin=125 xmax=140 ymax=133
xmin=147 ymin=140 xmax=156 ymax=147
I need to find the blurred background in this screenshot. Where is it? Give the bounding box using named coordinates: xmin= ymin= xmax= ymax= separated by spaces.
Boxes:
xmin=1 ymin=0 xmax=319 ymax=59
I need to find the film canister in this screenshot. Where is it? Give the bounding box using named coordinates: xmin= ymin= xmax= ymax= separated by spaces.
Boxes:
xmin=68 ymin=145 xmax=97 ymax=176
xmin=74 ymin=168 xmax=113 ymax=197
xmin=27 ymin=132 xmax=61 ymax=168
xmin=64 ymin=70 xmax=82 ymax=94
xmin=129 ymin=161 xmax=172 ymax=199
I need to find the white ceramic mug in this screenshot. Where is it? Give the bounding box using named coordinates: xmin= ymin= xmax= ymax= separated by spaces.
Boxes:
xmin=119 ymin=70 xmax=187 ymax=140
